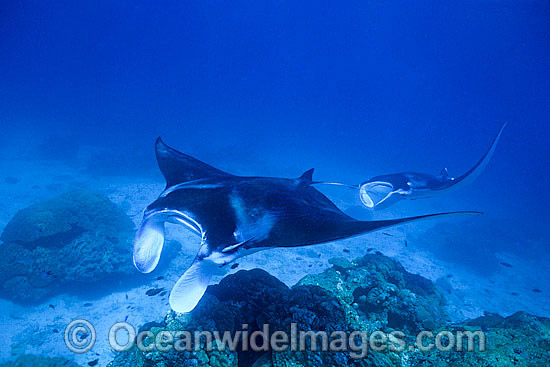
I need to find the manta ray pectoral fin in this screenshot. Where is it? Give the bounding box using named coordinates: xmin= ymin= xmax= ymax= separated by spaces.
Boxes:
xmin=221 ymin=237 xmax=255 ymax=253
xmin=133 ymin=216 xmax=166 ymax=273
xmin=169 ymin=259 xmax=215 ymax=313
xmin=155 ymin=137 xmax=233 ymax=187
xmin=359 ymin=181 xmax=395 ymax=208
xmin=355 ymin=211 xmax=483 ymax=234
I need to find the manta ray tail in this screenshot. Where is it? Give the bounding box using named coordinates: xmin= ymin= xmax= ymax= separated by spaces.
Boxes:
xmin=451 ymin=123 xmax=506 ymax=187
xmin=169 ymin=259 xmax=216 ymax=313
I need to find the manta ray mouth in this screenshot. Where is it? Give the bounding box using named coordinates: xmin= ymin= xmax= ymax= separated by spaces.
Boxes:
xmin=359 ymin=181 xmax=394 ymax=208
xmin=133 ymin=209 xmax=203 ymax=274
xmin=359 ymin=188 xmax=375 ymax=208
xmin=133 ymin=216 xmax=165 ymax=273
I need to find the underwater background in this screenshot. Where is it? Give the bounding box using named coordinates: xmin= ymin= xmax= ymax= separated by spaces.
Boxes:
xmin=0 ymin=1 xmax=549 ymax=366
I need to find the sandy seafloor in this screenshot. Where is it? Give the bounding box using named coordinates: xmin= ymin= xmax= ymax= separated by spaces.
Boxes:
xmin=0 ymin=157 xmax=548 ymax=367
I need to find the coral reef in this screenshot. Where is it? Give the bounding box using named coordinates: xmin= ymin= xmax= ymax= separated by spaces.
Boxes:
xmin=408 ymin=311 xmax=550 ymax=366
xmin=107 ymin=254 xmax=550 ymax=367
xmin=299 ymin=254 xmax=448 ymax=333
xmin=0 ymin=190 xmax=138 ymax=303
xmin=109 ymin=268 xmax=350 ymax=367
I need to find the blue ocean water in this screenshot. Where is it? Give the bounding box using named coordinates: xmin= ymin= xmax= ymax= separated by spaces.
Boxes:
xmin=0 ymin=1 xmax=549 ymax=366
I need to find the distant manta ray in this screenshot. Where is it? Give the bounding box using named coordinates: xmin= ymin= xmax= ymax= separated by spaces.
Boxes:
xmin=358 ymin=123 xmax=507 ymax=209
xmin=133 ymin=138 xmax=481 ymax=313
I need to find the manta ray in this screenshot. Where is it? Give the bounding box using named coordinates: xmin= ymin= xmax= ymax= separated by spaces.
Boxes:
xmin=133 ymin=138 xmax=480 ymax=313
xmin=359 ymin=123 xmax=506 ymax=209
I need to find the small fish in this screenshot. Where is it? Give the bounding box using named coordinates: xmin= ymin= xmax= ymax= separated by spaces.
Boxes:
xmin=160 ymin=291 xmax=167 ymax=297
xmin=146 ymin=288 xmax=164 ymax=296
xmin=532 ymin=289 xmax=542 ymax=293
xmin=83 ymin=303 xmax=93 ymax=307
xmin=230 ymin=263 xmax=239 ymax=269
xmin=375 ymin=251 xmax=382 ymax=255
xmin=53 ymin=329 xmax=59 ymax=333
xmin=5 ymin=176 xmax=20 ymax=184
xmin=34 ymin=227 xmax=44 ymax=239
xmin=500 ymin=262 xmax=513 ymax=268
xmin=156 ymin=276 xmax=164 ymax=280
xmin=49 ymin=304 xmax=55 ymax=310
xmin=296 ymin=256 xmax=303 ymax=261
xmin=343 ymin=249 xmax=350 ymax=253
xmin=367 ymin=248 xmax=374 ymax=252
xmin=446 ymin=274 xmax=453 ymax=278
xmin=404 ymin=240 xmax=408 ymax=247
xmin=308 ymin=264 xmax=312 ymax=268
xmin=124 ymin=315 xmax=128 ymax=322
xmin=88 ymin=359 xmax=99 ymax=366
xmin=382 ymin=232 xmax=393 ymax=237
xmin=125 ymin=294 xmax=128 ymax=300
xmin=371 ymin=272 xmax=377 ymax=276
xmin=511 ymin=292 xmax=519 ymax=296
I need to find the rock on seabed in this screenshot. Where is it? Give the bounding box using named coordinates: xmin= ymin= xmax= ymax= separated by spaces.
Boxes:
xmin=0 ymin=190 xmax=138 ymax=303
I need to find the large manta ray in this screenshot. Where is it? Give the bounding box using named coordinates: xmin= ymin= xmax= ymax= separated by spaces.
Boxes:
xmin=359 ymin=124 xmax=506 ymax=209
xmin=134 ymin=138 xmax=480 ymax=313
